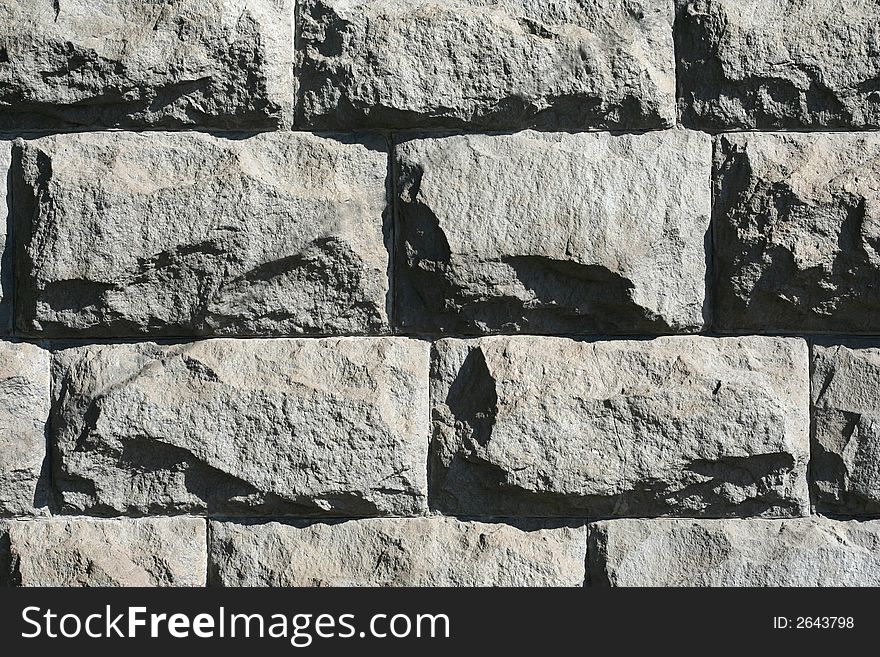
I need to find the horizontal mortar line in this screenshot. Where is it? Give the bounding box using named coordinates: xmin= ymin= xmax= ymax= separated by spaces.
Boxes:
xmin=2 ymin=126 xmax=880 ymax=141
xmin=3 ymin=513 xmax=852 ymax=523
xmin=4 ymin=332 xmax=880 ymax=349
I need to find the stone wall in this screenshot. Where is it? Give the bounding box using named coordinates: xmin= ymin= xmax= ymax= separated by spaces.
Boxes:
xmin=0 ymin=0 xmax=878 ymax=587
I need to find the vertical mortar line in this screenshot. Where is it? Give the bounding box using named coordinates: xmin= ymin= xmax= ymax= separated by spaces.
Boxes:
xmin=671 ymin=0 xmax=682 ymax=129
xmin=706 ymin=132 xmax=716 ymax=335
xmin=45 ymin=340 xmax=54 ymax=516
xmin=6 ymin=139 xmax=13 ymax=339
xmin=204 ymin=516 xmax=212 ymax=588
xmin=388 ymin=131 xmax=399 ymax=335
xmin=425 ymin=339 xmax=435 ymax=516
xmin=806 ymin=338 xmax=817 ymax=516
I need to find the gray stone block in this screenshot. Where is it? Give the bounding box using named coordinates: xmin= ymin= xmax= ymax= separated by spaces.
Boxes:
xmin=431 ymin=335 xmax=810 ymax=517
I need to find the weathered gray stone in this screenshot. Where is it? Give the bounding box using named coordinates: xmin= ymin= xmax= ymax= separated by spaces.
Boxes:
xmin=590 ymin=518 xmax=880 ymax=586
xmin=297 ymin=0 xmax=676 ymax=130
xmin=812 ymin=341 xmax=880 ymax=516
xmin=431 ymin=336 xmax=809 ymax=517
xmin=0 ymin=341 xmax=49 ymax=516
xmin=714 ymin=133 xmax=880 ymax=333
xmin=13 ymin=131 xmax=390 ymax=338
xmin=5 ymin=517 xmax=206 ymax=586
xmin=52 ymin=338 xmax=429 ymax=516
xmin=396 ymin=130 xmax=711 ymax=334
xmin=210 ymin=518 xmax=585 ymax=586
xmin=0 ymin=0 xmax=293 ymax=129
xmin=676 ymin=0 xmax=880 ymax=130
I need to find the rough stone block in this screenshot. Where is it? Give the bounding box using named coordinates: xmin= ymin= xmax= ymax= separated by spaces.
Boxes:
xmin=590 ymin=518 xmax=880 ymax=586
xmin=396 ymin=130 xmax=711 ymax=334
xmin=52 ymin=338 xmax=429 ymax=516
xmin=0 ymin=341 xmax=49 ymax=516
xmin=812 ymin=341 xmax=880 ymax=516
xmin=676 ymin=0 xmax=880 ymax=130
xmin=296 ymin=0 xmax=676 ymax=130
xmin=5 ymin=517 xmax=206 ymax=586
xmin=714 ymin=132 xmax=880 ymax=333
xmin=0 ymin=0 xmax=293 ymax=129
xmin=13 ymin=131 xmax=390 ymax=338
xmin=431 ymin=336 xmax=810 ymax=517
xmin=210 ymin=518 xmax=585 ymax=586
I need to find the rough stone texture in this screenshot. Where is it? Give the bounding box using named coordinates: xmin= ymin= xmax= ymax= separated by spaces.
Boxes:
xmin=52 ymin=338 xmax=429 ymax=517
xmin=812 ymin=341 xmax=880 ymax=516
xmin=210 ymin=518 xmax=585 ymax=586
xmin=296 ymin=0 xmax=676 ymax=130
xmin=590 ymin=518 xmax=880 ymax=586
xmin=676 ymin=0 xmax=880 ymax=130
xmin=5 ymin=517 xmax=206 ymax=586
xmin=0 ymin=0 xmax=293 ymax=129
xmin=714 ymin=132 xmax=880 ymax=333
xmin=396 ymin=130 xmax=711 ymax=335
xmin=431 ymin=336 xmax=809 ymax=517
xmin=13 ymin=131 xmax=390 ymax=338
xmin=0 ymin=341 xmax=49 ymax=516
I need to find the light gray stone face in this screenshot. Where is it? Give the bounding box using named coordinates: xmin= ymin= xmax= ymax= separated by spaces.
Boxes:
xmin=714 ymin=133 xmax=880 ymax=333
xmin=13 ymin=131 xmax=390 ymax=338
xmin=0 ymin=0 xmax=293 ymax=129
xmin=590 ymin=518 xmax=880 ymax=586
xmin=5 ymin=517 xmax=206 ymax=586
xmin=431 ymin=336 xmax=810 ymax=517
xmin=0 ymin=142 xmax=9 ymax=335
xmin=52 ymin=338 xmax=429 ymax=517
xmin=396 ymin=130 xmax=711 ymax=335
xmin=676 ymin=0 xmax=880 ymax=130
xmin=0 ymin=341 xmax=49 ymax=516
xmin=812 ymin=342 xmax=880 ymax=516
xmin=210 ymin=518 xmax=586 ymax=586
xmin=296 ymin=0 xmax=676 ymax=130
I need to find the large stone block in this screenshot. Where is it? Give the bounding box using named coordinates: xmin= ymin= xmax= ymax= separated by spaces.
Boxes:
xmin=13 ymin=131 xmax=390 ymax=338
xmin=52 ymin=338 xmax=429 ymax=516
xmin=210 ymin=518 xmax=585 ymax=586
xmin=714 ymin=133 xmax=880 ymax=333
xmin=431 ymin=336 xmax=810 ymax=517
xmin=5 ymin=517 xmax=206 ymax=586
xmin=296 ymin=0 xmax=676 ymax=130
xmin=676 ymin=0 xmax=880 ymax=130
xmin=0 ymin=0 xmax=293 ymax=129
xmin=589 ymin=518 xmax=880 ymax=586
xmin=0 ymin=341 xmax=49 ymax=516
xmin=395 ymin=130 xmax=711 ymax=334
xmin=812 ymin=341 xmax=880 ymax=516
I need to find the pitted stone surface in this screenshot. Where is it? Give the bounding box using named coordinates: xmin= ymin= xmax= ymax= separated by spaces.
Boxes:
xmin=52 ymin=338 xmax=429 ymax=517
xmin=590 ymin=518 xmax=880 ymax=586
xmin=0 ymin=0 xmax=293 ymax=129
xmin=431 ymin=336 xmax=810 ymax=517
xmin=714 ymin=132 xmax=880 ymax=333
xmin=296 ymin=0 xmax=676 ymax=130
xmin=676 ymin=0 xmax=880 ymax=130
xmin=13 ymin=131 xmax=390 ymax=338
xmin=0 ymin=341 xmax=49 ymax=516
xmin=812 ymin=341 xmax=880 ymax=516
xmin=5 ymin=517 xmax=206 ymax=586
xmin=395 ymin=130 xmax=711 ymax=334
xmin=210 ymin=518 xmax=586 ymax=586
